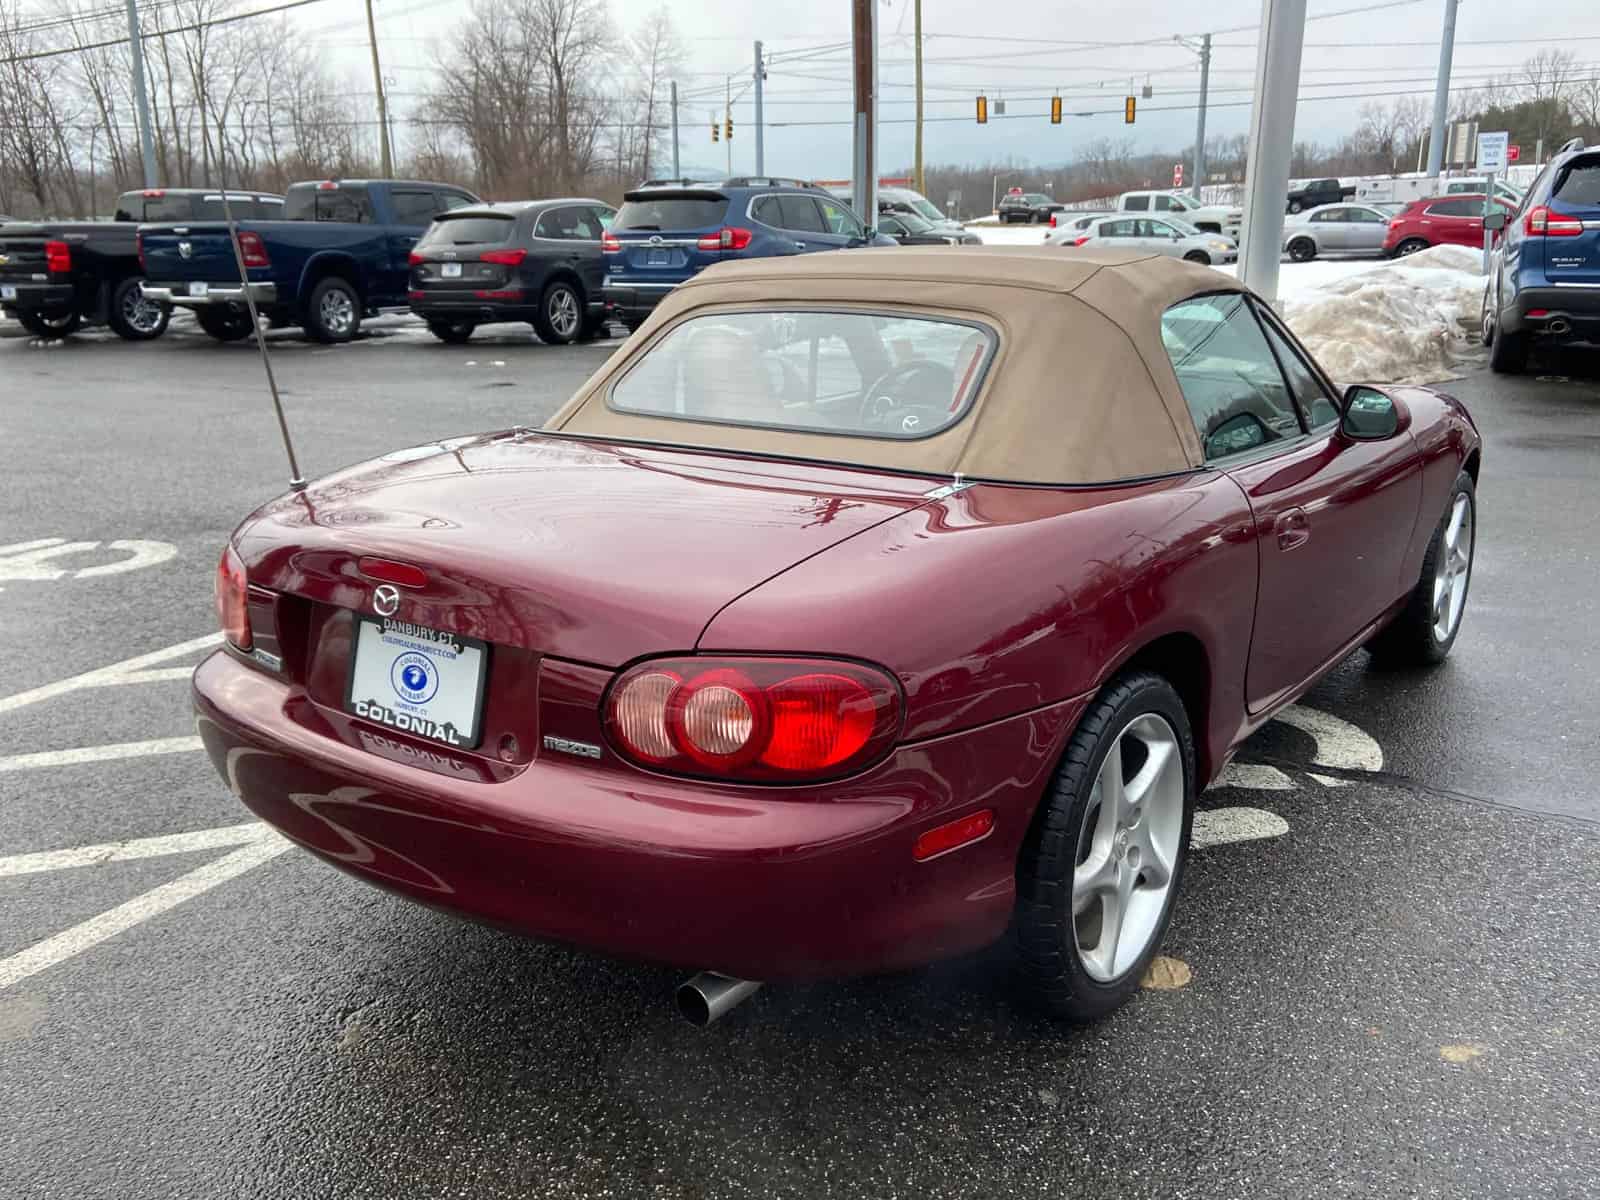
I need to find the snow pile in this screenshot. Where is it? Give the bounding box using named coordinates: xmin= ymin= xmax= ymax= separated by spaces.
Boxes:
xmin=1282 ymin=245 xmax=1485 ymax=385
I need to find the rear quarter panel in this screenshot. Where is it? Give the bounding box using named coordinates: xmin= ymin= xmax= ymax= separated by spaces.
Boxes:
xmin=698 ymin=473 xmax=1260 ymax=786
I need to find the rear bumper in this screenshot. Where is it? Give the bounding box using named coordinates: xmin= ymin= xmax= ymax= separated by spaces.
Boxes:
xmin=145 ymin=281 xmax=277 ymax=308
xmin=192 ymin=649 xmax=1081 ymax=981
xmin=0 ymin=281 xmax=75 ymax=314
xmin=410 ymin=292 xmax=604 ymax=325
xmin=603 ymin=281 xmax=677 ymax=322
xmin=1505 ymin=284 xmax=1600 ymax=340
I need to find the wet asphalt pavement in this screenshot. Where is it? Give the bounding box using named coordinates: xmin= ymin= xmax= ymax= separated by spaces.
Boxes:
xmin=2 ymin=318 xmax=1598 ymax=1198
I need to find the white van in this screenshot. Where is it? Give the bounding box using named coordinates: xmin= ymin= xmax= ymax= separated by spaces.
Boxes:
xmin=1355 ymin=176 xmax=1523 ymax=206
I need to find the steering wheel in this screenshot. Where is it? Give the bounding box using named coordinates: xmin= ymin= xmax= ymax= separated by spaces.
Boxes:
xmin=858 ymin=361 xmax=956 ymax=433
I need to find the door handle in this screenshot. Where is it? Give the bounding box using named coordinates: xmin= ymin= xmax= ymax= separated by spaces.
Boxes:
xmin=1274 ymin=508 xmax=1310 ymax=551
xmin=793 ymin=241 xmax=807 ymax=250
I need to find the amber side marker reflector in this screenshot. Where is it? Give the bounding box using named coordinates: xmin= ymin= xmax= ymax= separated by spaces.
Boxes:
xmin=913 ymin=809 xmax=996 ymax=862
xmin=358 ymin=557 xmax=428 ymax=589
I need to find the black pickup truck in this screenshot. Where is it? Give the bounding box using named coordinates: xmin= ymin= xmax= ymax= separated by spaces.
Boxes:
xmin=0 ymin=188 xmax=282 ymax=339
xmin=1285 ymin=178 xmax=1357 ymax=214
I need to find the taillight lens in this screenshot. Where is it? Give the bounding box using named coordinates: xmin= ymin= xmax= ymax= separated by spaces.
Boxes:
xmin=696 ymin=226 xmax=754 ymax=251
xmin=1048 ymin=214 xmax=1057 ymax=227
xmin=604 ymin=657 xmax=901 ymax=782
xmin=45 ymin=240 xmax=71 ymax=273
xmin=1524 ymin=205 xmax=1583 ymax=237
xmin=601 ymin=231 xmax=621 ymax=253
xmin=481 ymin=248 xmax=527 ymax=266
xmin=1072 ymin=235 xmax=1091 ymax=246
xmin=236 ymin=231 xmax=269 ymax=268
xmin=408 ymin=250 xmax=425 ymax=265
xmin=215 ymin=544 xmax=251 ymax=650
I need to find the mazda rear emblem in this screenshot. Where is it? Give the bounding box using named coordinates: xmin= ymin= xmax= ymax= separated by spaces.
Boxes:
xmin=373 ymin=584 xmax=401 ymax=616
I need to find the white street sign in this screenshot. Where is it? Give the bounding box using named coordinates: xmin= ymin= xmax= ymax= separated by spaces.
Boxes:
xmin=1477 ymin=130 xmax=1510 ymax=173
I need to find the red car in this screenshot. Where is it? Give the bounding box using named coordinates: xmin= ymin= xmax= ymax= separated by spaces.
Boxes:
xmin=1384 ymin=193 xmax=1516 ymax=256
xmin=194 ymin=247 xmax=1481 ymax=1025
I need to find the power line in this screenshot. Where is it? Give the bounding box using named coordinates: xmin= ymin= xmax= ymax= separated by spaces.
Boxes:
xmin=0 ymin=0 xmax=335 ymax=65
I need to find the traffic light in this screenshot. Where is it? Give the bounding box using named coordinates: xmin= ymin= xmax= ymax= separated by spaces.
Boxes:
xmin=725 ymin=116 xmax=734 ymax=140
xmin=1050 ymin=95 xmax=1062 ymax=125
xmin=712 ymin=118 xmax=719 ymax=143
xmin=976 ymin=94 xmax=987 ymax=124
xmin=1124 ymin=96 xmax=1136 ymax=124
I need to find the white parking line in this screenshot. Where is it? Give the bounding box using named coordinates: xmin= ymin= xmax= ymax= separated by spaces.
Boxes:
xmin=1192 ymin=806 xmax=1291 ymax=849
xmin=0 ymin=632 xmax=221 ymax=715
xmin=0 ymin=736 xmax=203 ymax=774
xmin=1215 ymin=703 xmax=1384 ymax=791
xmin=0 ymin=834 xmax=291 ymax=991
xmin=0 ymin=823 xmax=267 ymax=877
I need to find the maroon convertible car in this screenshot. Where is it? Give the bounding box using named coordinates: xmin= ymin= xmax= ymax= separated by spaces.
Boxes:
xmin=195 ymin=247 xmax=1481 ymax=1025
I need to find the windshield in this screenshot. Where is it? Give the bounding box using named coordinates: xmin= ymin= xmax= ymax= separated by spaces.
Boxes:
xmin=418 ymin=213 xmax=516 ymax=245
xmin=1022 ymin=194 xmax=1050 ymax=204
xmin=901 ymin=193 xmax=945 ymax=221
xmin=1168 ymin=217 xmax=1203 ymax=236
xmin=893 ymin=211 xmax=935 ymax=234
xmin=609 ymin=309 xmax=995 ymax=440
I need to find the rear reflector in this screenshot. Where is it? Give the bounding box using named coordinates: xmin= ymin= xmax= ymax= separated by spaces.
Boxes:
xmin=1527 ymin=308 xmax=1549 ymax=318
xmin=357 ymin=557 xmax=428 ymax=589
xmin=408 ymin=290 xmax=425 ymax=301
xmin=474 ymin=289 xmax=524 ymax=300
xmin=913 ymin=810 xmax=996 ymax=861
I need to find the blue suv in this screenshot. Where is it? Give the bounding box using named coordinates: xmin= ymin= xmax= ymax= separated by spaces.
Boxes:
xmin=1484 ymin=137 xmax=1600 ymax=373
xmin=602 ymin=179 xmax=890 ymax=331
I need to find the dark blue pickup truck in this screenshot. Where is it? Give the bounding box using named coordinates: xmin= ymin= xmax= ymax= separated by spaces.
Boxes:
xmin=142 ymin=179 xmax=479 ymax=342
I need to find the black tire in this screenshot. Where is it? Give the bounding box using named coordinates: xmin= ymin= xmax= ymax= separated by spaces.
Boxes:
xmin=1287 ymin=199 xmax=1304 ymax=214
xmin=1015 ymin=670 xmax=1196 ymax=1023
xmin=1367 ymin=471 xmax=1476 ymax=667
xmin=196 ymin=307 xmax=255 ymax=342
xmin=533 ymin=279 xmax=583 ymax=345
xmin=107 ymin=276 xmax=170 ymax=341
xmin=1486 ymin=292 xmax=1528 ymax=374
xmin=304 ymin=276 xmax=361 ymax=343
xmin=1395 ymin=237 xmax=1429 ymax=257
xmin=427 ymin=318 xmax=475 ymax=345
xmin=17 ymin=308 xmax=82 ymax=338
xmin=1288 ymin=237 xmax=1317 ymax=263
xmin=1182 ymin=250 xmax=1211 ymax=265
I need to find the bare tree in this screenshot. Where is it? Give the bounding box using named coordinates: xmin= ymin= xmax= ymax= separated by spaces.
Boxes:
xmin=629 ymin=6 xmax=683 ymax=180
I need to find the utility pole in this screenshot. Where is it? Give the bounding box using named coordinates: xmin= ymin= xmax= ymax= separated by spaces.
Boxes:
xmin=364 ymin=0 xmax=393 ymax=177
xmin=1193 ymin=33 xmax=1211 ymax=200
xmin=1425 ymin=0 xmax=1457 ymax=178
xmin=754 ymin=41 xmax=765 ymax=176
xmin=913 ymin=0 xmax=924 ymax=196
xmin=670 ymin=80 xmax=680 ymax=179
xmin=124 ymin=0 xmax=158 ymax=187
xmin=851 ymin=0 xmax=878 ymax=228
xmin=1237 ymin=0 xmax=1308 ymax=302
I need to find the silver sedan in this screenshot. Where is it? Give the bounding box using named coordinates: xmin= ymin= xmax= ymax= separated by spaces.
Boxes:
xmin=1061 ymin=215 xmax=1237 ymax=265
xmin=1282 ymin=203 xmax=1401 ymax=261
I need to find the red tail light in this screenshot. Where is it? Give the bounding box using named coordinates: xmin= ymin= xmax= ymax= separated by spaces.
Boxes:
xmin=481 ymin=248 xmax=527 ymax=266
xmin=45 ymin=240 xmax=71 ymax=273
xmin=1048 ymin=214 xmax=1057 ymax=227
xmin=142 ymin=189 xmax=165 ymax=198
xmin=408 ymin=250 xmax=425 ymax=265
xmin=696 ymin=226 xmax=754 ymax=251
xmin=1072 ymin=235 xmax=1091 ymax=247
xmin=601 ymin=231 xmax=621 ymax=253
xmin=215 ymin=544 xmax=251 ymax=651
xmin=236 ymin=231 xmax=269 ymax=268
xmin=1524 ymin=205 xmax=1583 ymax=237
xmin=604 ymin=656 xmax=901 ymax=782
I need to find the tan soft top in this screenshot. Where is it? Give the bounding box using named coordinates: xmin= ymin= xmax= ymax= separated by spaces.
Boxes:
xmin=549 ymin=246 xmax=1246 ymax=483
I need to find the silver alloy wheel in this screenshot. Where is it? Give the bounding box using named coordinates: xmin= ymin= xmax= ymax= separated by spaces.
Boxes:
xmin=1073 ymin=712 xmax=1185 ymax=982
xmin=1432 ymin=492 xmax=1474 ymax=642
xmin=548 ymin=286 xmax=579 ymax=338
xmin=122 ymin=280 xmax=164 ymax=333
xmin=320 ymin=287 xmax=355 ymax=335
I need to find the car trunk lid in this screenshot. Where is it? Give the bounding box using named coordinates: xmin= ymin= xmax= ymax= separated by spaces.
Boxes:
xmin=1540 ymin=152 xmax=1600 ymax=287
xmin=609 ymin=190 xmax=729 ymax=280
xmin=411 ymin=210 xmax=522 ymax=295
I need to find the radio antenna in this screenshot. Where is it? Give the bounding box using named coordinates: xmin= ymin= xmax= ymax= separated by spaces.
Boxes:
xmin=215 ymin=139 xmax=306 ymax=492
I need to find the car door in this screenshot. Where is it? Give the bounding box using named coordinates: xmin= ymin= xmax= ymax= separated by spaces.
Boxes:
xmin=1344 ymin=206 xmax=1389 ymax=253
xmin=1160 ymin=292 xmax=1421 ymax=712
xmin=1095 ymin=217 xmax=1138 ymax=247
xmin=1423 ymin=199 xmax=1477 ymax=246
xmin=775 ymin=195 xmax=831 ymax=253
xmin=814 ymin=196 xmax=866 ymax=251
xmin=1142 ymin=218 xmax=1181 ymax=256
xmin=1312 ymin=207 xmax=1349 ymax=251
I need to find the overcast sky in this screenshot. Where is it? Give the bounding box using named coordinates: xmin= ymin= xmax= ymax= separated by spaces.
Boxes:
xmin=298 ymin=0 xmax=1598 ymax=182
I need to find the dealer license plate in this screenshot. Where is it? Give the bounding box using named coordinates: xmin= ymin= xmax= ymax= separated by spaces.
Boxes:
xmin=345 ymin=616 xmax=489 ymax=750
xmin=1 ymin=286 xmax=15 ymax=300
xmin=648 ymin=249 xmax=670 ymax=266
xmin=441 ymin=262 xmax=462 ymax=278
xmin=190 ymin=282 xmax=208 ymax=298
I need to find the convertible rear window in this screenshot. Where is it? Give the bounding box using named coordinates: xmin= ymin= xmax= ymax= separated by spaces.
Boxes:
xmin=608 ymin=310 xmax=995 ymax=439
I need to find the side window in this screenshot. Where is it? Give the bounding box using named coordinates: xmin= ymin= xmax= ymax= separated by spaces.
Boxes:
xmin=439 ymin=192 xmax=475 ymax=211
xmin=1350 ymin=207 xmax=1383 ymax=223
xmin=1146 ymin=219 xmax=1176 ymax=238
xmin=1100 ymin=219 xmax=1133 ymax=238
xmin=256 ymin=196 xmax=285 ymax=219
xmin=534 ymin=208 xmax=565 ymax=239
xmin=390 ymin=190 xmax=440 ymax=226
xmin=777 ymin=195 xmax=827 ymax=234
xmin=1160 ymin=293 xmax=1307 ymax=461
xmin=1311 ymin=208 xmax=1340 ymax=222
xmin=816 ymin=198 xmax=864 ymax=237
xmin=1124 ymin=194 xmax=1149 ymax=211
xmin=752 ymin=196 xmax=784 ymax=227
xmin=1427 ymin=199 xmax=1472 ymax=217
xmin=1256 ymin=306 xmax=1341 ymax=431
xmin=879 ymin=215 xmax=906 ymax=235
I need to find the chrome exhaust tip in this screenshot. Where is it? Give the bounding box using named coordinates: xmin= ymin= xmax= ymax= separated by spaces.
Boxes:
xmin=675 ymin=972 xmax=762 ymax=1027
xmin=1547 ymin=317 xmax=1571 ymax=335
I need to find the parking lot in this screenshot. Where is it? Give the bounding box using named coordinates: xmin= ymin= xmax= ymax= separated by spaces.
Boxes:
xmin=4 ymin=319 xmax=1600 ymax=1198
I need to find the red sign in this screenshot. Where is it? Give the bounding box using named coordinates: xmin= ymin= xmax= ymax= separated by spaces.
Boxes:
xmin=1007 ymin=186 xmax=1023 ymax=195
xmin=1507 ymin=145 xmax=1521 ymax=162
xmin=1172 ymin=163 xmax=1183 ymax=188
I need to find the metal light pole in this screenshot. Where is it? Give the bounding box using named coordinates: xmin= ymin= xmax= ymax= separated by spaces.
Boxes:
xmin=851 ymin=0 xmax=879 ymax=228
xmin=670 ymin=80 xmax=680 ymax=179
xmin=1193 ymin=33 xmax=1211 ymax=200
xmin=124 ymin=0 xmax=158 ymax=187
xmin=1425 ymin=0 xmax=1457 ymax=178
xmin=1237 ymin=0 xmax=1308 ymax=303
xmin=754 ymin=41 xmax=765 ymax=176
xmin=364 ymin=0 xmax=393 ymax=176
xmin=914 ymin=0 xmax=924 ymax=196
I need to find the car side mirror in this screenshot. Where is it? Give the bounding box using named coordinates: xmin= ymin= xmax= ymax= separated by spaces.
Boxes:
xmin=1483 ymin=210 xmax=1507 ymax=232
xmin=1341 ymin=385 xmax=1399 ymax=439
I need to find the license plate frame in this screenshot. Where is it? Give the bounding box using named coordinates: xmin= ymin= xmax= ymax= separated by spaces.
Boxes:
xmin=647 ymin=249 xmax=670 ymax=266
xmin=441 ymin=262 xmax=463 ymax=279
xmin=190 ymin=282 xmax=209 ymax=298
xmin=344 ymin=615 xmax=490 ymax=751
